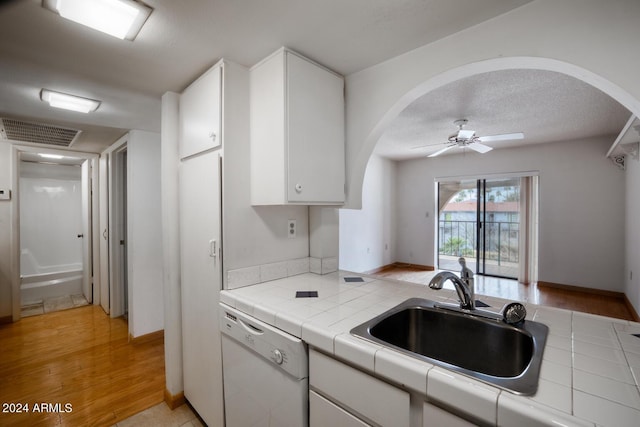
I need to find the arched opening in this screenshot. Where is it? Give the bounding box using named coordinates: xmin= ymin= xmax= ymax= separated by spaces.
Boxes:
xmin=348 ymin=56 xmax=640 ymax=209
xmin=341 ymin=57 xmax=640 ymax=316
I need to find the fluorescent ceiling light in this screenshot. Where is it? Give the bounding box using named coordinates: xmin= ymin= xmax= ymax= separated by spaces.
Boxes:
xmin=39 ymin=153 xmax=65 ymax=160
xmin=40 ymin=89 xmax=101 ymax=113
xmin=42 ymin=0 xmax=152 ymax=40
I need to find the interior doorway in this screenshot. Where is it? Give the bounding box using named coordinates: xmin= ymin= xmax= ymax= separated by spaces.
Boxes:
xmin=108 ymin=143 xmax=128 ymax=319
xmin=15 ymin=149 xmax=96 ymax=318
xmin=436 ymin=175 xmax=538 ymax=282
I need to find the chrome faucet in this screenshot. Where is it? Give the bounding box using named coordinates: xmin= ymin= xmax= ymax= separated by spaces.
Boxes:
xmin=428 ymin=272 xmax=475 ymax=309
xmin=428 ymin=258 xmax=475 ymax=309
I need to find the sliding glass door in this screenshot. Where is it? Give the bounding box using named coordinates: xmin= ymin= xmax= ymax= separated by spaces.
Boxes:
xmin=477 ymin=178 xmax=521 ymax=278
xmin=437 ymin=177 xmax=525 ymax=279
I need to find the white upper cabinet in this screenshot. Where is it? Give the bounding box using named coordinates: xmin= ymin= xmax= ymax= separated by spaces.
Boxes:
xmin=250 ymin=48 xmax=345 ymax=205
xmin=179 ymin=65 xmax=221 ymax=159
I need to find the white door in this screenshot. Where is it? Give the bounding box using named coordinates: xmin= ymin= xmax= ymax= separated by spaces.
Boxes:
xmin=180 ymin=151 xmax=223 ymax=426
xmin=81 ymin=160 xmax=92 ymax=302
xmin=98 ymin=155 xmax=110 ymax=313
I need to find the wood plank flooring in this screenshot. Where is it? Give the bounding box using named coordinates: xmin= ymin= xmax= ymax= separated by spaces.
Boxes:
xmin=372 ymin=264 xmax=636 ymax=321
xmin=0 ymin=305 xmax=165 ymax=427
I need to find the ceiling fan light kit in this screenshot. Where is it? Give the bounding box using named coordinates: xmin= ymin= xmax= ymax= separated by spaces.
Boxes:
xmin=423 ymin=119 xmax=524 ymax=158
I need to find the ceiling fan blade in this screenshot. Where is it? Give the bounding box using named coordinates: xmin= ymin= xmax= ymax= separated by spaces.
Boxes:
xmin=428 ymin=145 xmax=456 ymax=157
xmin=411 ymin=142 xmax=445 ymax=149
xmin=477 ymin=132 xmax=524 ymax=142
xmin=467 ymin=142 xmax=493 ymax=154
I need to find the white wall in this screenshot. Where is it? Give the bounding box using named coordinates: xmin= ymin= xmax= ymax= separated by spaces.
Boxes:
xmin=221 ymin=61 xmax=309 ymax=283
xmin=625 ymin=151 xmax=640 ymax=314
xmin=396 ymin=137 xmax=625 ymax=292
xmin=340 ymin=155 xmax=397 ymax=272
xmin=160 ymin=92 xmax=183 ymax=398
xmin=345 ymin=0 xmax=640 ymax=210
xmin=127 ymin=130 xmax=164 ymax=337
xmin=0 ymin=142 xmax=13 ymax=319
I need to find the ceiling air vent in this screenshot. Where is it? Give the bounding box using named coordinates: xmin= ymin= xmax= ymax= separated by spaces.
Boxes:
xmin=0 ymin=118 xmax=81 ymax=147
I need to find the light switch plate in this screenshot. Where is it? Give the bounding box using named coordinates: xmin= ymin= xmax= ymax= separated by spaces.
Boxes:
xmin=0 ymin=189 xmax=10 ymax=200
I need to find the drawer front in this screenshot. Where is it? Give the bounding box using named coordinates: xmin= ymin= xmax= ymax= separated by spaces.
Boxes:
xmin=310 ymin=391 xmax=371 ymax=427
xmin=309 ymin=349 xmax=410 ymax=427
xmin=423 ymin=401 xmax=476 ymax=427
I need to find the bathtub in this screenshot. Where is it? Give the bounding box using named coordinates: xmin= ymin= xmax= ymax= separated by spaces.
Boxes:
xmin=21 ymin=268 xmax=83 ymax=305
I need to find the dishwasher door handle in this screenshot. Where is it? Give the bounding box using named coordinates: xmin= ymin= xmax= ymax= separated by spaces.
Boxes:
xmin=238 ymin=318 xmax=264 ymax=335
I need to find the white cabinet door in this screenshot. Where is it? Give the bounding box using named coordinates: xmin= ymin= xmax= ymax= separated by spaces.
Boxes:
xmin=179 ymin=66 xmax=221 ymax=159
xmin=286 ymin=52 xmax=345 ymax=203
xmin=250 ymin=48 xmax=345 ymax=205
xmin=179 ymin=151 xmax=223 ymax=426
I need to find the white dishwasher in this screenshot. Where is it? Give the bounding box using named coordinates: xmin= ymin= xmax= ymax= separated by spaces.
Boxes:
xmin=220 ymin=303 xmax=309 ymax=427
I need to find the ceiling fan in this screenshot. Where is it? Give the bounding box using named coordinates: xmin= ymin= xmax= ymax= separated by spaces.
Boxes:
xmin=414 ymin=119 xmax=524 ymax=157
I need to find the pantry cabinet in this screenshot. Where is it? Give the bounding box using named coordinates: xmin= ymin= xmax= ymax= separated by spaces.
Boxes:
xmin=179 ymin=65 xmax=221 ymax=158
xmin=250 ymin=48 xmax=345 ymax=205
xmin=177 ymin=59 xmax=249 ymax=427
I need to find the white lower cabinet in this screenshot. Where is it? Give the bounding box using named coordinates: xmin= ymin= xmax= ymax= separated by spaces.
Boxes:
xmin=309 ymin=349 xmax=410 ymax=427
xmin=310 ymin=391 xmax=371 ymax=427
xmin=423 ymin=401 xmax=477 ymax=427
xmin=309 ymin=348 xmax=479 ymax=427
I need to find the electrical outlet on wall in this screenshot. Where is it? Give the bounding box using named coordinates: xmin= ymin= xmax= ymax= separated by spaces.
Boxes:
xmin=288 ymin=219 xmax=297 ymax=238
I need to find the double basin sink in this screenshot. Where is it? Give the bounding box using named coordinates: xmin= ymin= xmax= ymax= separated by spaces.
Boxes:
xmin=351 ymin=298 xmax=548 ymax=395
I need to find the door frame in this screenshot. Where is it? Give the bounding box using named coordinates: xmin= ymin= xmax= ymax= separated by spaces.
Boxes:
xmin=98 ymin=154 xmax=110 ymax=313
xmin=10 ymin=144 xmax=99 ymax=321
xmin=435 ymin=171 xmax=539 ymax=282
xmin=475 ymin=177 xmax=523 ymax=279
xmin=80 ymin=159 xmax=92 ymax=302
xmin=100 ymin=135 xmax=128 ymax=318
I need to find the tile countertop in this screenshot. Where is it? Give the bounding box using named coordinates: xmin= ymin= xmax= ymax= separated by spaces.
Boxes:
xmin=219 ymin=271 xmax=640 ymax=427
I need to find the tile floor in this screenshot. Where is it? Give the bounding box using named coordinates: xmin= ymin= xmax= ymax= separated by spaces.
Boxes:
xmin=112 ymin=402 xmax=203 ymax=427
xmin=21 ymin=294 xmax=89 ymax=317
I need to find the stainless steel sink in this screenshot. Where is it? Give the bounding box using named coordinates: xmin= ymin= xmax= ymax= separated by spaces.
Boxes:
xmin=350 ymin=298 xmax=548 ymax=395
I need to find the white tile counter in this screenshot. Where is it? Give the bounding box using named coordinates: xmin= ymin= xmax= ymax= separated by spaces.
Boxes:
xmin=220 ymin=271 xmax=640 ymax=427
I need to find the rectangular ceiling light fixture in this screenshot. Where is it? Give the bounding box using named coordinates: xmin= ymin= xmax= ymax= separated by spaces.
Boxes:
xmin=42 ymin=0 xmax=152 ymax=41
xmin=40 ymin=89 xmax=101 ymax=113
xmin=39 ymin=153 xmax=66 ymax=160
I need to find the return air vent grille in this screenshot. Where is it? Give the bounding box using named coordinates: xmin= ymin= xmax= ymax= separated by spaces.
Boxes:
xmin=0 ymin=118 xmax=81 ymax=147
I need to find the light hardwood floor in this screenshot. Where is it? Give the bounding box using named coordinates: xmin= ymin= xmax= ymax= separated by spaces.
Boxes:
xmin=0 ymin=305 xmax=165 ymax=426
xmin=372 ymin=264 xmax=637 ymax=321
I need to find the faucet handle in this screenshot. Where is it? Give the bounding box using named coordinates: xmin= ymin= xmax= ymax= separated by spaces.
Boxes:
xmin=458 ymin=257 xmax=473 ymax=279
xmin=502 ymin=302 xmax=527 ymax=325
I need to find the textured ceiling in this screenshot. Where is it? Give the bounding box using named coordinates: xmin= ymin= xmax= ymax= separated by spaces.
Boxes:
xmin=375 ymin=69 xmax=631 ymax=160
xmin=0 ymin=0 xmax=532 ymax=152
xmin=4 ymin=0 xmax=632 ymax=160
